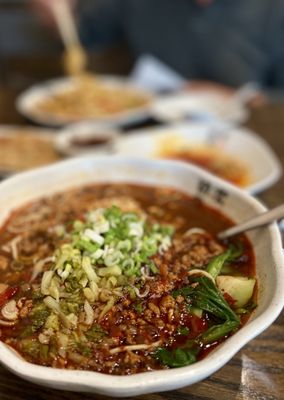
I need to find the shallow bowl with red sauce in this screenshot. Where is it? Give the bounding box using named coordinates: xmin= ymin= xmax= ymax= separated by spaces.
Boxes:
xmin=0 ymin=156 xmax=282 ymax=397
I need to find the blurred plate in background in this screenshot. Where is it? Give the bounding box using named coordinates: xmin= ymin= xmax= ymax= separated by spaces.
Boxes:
xmin=16 ymin=75 xmax=153 ymax=127
xmin=0 ymin=126 xmax=61 ymax=175
xmin=151 ymin=92 xmax=249 ymax=124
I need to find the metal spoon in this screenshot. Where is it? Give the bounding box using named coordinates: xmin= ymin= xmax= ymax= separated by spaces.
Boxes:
xmin=218 ymin=204 xmax=284 ymax=240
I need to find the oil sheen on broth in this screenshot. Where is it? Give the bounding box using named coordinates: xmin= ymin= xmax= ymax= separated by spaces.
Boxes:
xmin=0 ymin=184 xmax=256 ymax=374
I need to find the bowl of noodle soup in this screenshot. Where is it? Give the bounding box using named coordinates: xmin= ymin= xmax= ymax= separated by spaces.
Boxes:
xmin=0 ymin=156 xmax=282 ymax=396
xmin=16 ymin=75 xmax=153 ymax=127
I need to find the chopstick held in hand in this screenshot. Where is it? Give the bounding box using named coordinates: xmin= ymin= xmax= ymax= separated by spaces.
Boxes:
xmin=49 ymin=0 xmax=88 ymax=76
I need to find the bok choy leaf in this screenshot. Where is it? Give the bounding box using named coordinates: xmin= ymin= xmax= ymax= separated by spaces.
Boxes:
xmin=206 ymin=244 xmax=243 ymax=279
xmin=156 ymin=346 xmax=198 ymax=368
xmin=200 ymin=320 xmax=239 ymax=344
xmin=174 ymin=276 xmax=240 ymax=323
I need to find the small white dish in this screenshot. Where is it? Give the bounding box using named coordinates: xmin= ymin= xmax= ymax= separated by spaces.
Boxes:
xmin=114 ymin=122 xmax=282 ymax=194
xmin=0 ymin=156 xmax=283 ymax=396
xmin=151 ymin=92 xmax=249 ymax=124
xmin=55 ymin=121 xmax=120 ymax=156
xmin=16 ymin=75 xmax=153 ymax=127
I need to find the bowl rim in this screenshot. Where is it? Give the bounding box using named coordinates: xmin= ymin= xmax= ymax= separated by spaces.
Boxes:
xmin=0 ymin=156 xmax=283 ymax=396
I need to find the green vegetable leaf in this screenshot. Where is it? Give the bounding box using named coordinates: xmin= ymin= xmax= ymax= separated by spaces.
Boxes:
xmin=174 ymin=276 xmax=240 ymax=323
xmin=76 ymin=342 xmax=92 ymax=357
xmin=74 ymin=239 xmax=99 ymax=253
xmin=177 ymin=326 xmax=190 ymax=336
xmin=21 ymin=339 xmax=40 ymax=358
xmin=192 ymin=277 xmax=240 ymax=323
xmin=39 ymin=344 xmax=49 ymax=360
xmin=200 ymin=320 xmax=239 ymax=344
xmin=85 ymin=324 xmax=107 ymax=342
xmin=235 ymin=301 xmax=257 ymax=315
xmin=206 ymin=244 xmax=243 ymax=279
xmin=134 ymin=302 xmax=143 ymax=313
xmin=148 ymin=260 xmax=158 ymax=274
xmin=156 ymin=346 xmax=198 ymax=368
xmin=30 ymin=305 xmax=50 ymax=332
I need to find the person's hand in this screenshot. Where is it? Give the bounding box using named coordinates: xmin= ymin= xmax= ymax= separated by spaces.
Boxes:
xmin=184 ymin=80 xmax=267 ymax=108
xmin=30 ymin=0 xmax=76 ymax=28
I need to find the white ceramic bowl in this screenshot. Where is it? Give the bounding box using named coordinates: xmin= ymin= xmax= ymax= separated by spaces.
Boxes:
xmin=0 ymin=156 xmax=283 ymax=397
xmin=114 ymin=122 xmax=282 ymax=194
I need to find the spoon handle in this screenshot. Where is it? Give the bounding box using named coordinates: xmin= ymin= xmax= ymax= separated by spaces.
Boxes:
xmin=218 ymin=204 xmax=284 ymax=240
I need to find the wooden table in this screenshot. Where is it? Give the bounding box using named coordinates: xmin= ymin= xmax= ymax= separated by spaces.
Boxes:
xmin=0 ymin=84 xmax=283 ymax=400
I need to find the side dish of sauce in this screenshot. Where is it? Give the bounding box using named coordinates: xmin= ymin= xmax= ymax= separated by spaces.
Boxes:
xmin=158 ymin=146 xmax=250 ymax=187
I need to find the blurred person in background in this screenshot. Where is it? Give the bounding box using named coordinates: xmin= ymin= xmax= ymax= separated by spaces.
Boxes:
xmin=31 ymin=0 xmax=284 ymax=102
xmin=0 ymin=0 xmax=58 ymax=58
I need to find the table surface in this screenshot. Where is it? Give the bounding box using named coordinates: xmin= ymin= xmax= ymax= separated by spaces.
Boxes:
xmin=0 ymin=82 xmax=283 ymax=400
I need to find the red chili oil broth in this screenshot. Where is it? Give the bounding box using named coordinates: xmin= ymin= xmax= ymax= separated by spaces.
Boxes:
xmin=0 ymin=183 xmax=256 ymax=374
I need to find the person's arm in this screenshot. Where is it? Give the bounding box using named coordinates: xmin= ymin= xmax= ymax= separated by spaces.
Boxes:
xmin=30 ymin=0 xmax=76 ymax=28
